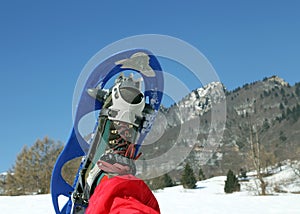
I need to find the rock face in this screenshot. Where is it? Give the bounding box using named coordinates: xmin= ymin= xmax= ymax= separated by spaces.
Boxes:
xmin=140 ymin=76 xmax=300 ymax=179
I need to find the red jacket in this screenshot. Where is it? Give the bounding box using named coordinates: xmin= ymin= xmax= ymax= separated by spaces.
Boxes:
xmin=86 ymin=175 xmax=160 ymax=214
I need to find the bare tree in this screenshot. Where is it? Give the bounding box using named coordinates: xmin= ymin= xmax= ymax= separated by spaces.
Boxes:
xmin=5 ymin=138 xmax=64 ymax=195
xmin=290 ymin=161 xmax=300 ymax=178
xmin=248 ymin=123 xmax=268 ymax=195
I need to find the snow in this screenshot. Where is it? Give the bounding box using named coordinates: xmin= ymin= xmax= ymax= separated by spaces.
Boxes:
xmin=1 ymin=164 xmax=300 ymax=214
xmin=155 ymin=176 xmax=300 ymax=214
xmin=242 ymin=160 xmax=300 ymax=195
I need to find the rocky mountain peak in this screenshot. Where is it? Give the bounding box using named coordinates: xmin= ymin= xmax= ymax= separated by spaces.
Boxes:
xmin=178 ymin=82 xmax=225 ymax=111
xmin=264 ymin=75 xmax=289 ymax=86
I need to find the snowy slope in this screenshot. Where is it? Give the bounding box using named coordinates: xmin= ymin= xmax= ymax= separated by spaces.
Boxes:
xmin=156 ymin=176 xmax=300 ymax=214
xmin=1 ymin=177 xmax=299 ymax=214
xmin=1 ymin=164 xmax=300 ymax=214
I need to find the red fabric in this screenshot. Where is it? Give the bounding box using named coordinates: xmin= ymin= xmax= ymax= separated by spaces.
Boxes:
xmin=86 ymin=175 xmax=160 ymax=214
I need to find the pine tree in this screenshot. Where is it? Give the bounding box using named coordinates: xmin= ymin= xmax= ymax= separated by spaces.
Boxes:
xmin=239 ymin=168 xmax=247 ymax=179
xmin=163 ymin=173 xmax=174 ymax=188
xmin=295 ymin=83 xmax=300 ymax=96
xmin=279 ymin=103 xmax=284 ymax=110
xmin=198 ymin=168 xmax=206 ymax=181
xmin=181 ymin=163 xmax=197 ymax=189
xmin=279 ymin=131 xmax=287 ymax=143
xmin=262 ymin=119 xmax=270 ymax=131
xmin=224 ymin=169 xmax=240 ymax=193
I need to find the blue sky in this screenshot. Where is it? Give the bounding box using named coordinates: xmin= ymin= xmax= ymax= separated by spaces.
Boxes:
xmin=0 ymin=0 xmax=299 ymax=172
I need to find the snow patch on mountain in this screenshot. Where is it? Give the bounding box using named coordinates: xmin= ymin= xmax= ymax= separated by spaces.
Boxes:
xmin=176 ymin=81 xmax=225 ymax=122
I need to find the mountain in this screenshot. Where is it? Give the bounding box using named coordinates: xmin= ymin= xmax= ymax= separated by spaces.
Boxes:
xmin=140 ymin=76 xmax=300 ymax=179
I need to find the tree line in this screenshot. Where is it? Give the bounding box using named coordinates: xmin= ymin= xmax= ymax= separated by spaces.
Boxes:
xmin=1 ymin=137 xmax=244 ymax=195
xmin=146 ymin=163 xmax=206 ymax=190
xmin=1 ymin=137 xmax=79 ymax=196
xmin=1 ymin=137 xmax=206 ymax=195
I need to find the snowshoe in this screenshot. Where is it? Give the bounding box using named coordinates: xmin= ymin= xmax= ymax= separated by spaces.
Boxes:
xmin=51 ymin=49 xmax=164 ymax=214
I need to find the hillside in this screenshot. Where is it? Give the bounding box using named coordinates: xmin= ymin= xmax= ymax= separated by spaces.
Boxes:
xmin=139 ymin=76 xmax=300 ymax=179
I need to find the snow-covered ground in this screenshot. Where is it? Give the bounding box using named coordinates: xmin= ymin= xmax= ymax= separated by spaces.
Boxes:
xmin=156 ymin=176 xmax=300 ymax=214
xmin=1 ymin=162 xmax=300 ymax=213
